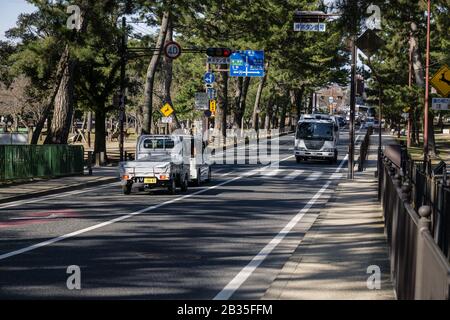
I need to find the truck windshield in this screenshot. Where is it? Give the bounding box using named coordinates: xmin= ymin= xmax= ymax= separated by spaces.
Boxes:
xmin=296 ymin=122 xmax=334 ymax=141
xmin=143 ymin=138 xmax=175 ymax=150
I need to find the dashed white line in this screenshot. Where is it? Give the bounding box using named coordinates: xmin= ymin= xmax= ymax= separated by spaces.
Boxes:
xmin=285 ymin=170 xmax=304 ymax=180
xmin=306 ymin=171 xmax=323 ymax=181
xmin=213 ymin=153 xmax=349 ymax=300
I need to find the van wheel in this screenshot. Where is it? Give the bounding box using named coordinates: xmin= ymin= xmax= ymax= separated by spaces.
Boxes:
xmin=296 ymin=156 xmax=302 ymax=163
xmin=168 ymin=178 xmax=177 ymax=195
xmin=181 ymin=175 xmax=189 ymax=192
xmin=123 ymin=184 xmax=132 ymax=195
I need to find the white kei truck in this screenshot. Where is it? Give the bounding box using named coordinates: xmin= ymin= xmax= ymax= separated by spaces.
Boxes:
xmin=118 ymin=135 xmax=211 ymax=195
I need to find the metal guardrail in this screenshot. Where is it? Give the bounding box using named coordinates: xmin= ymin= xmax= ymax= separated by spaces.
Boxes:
xmin=380 ymin=152 xmax=450 ymax=299
xmin=357 ymin=127 xmax=373 ymax=171
xmin=0 ymin=145 xmax=84 ymax=182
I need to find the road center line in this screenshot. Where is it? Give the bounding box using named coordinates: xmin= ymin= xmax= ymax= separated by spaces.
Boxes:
xmin=0 ymin=155 xmax=293 ymax=261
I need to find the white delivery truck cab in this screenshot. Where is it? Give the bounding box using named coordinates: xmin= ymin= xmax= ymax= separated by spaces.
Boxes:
xmin=294 ymin=115 xmax=339 ymax=164
xmin=118 ymin=134 xmax=211 ymax=195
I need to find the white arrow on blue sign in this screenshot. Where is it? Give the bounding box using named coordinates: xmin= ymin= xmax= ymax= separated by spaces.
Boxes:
xmin=230 ymin=50 xmax=265 ymax=77
xmin=204 ymin=72 xmax=215 ymax=84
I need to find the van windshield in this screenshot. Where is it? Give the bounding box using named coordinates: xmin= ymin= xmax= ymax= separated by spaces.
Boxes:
xmin=296 ymin=122 xmax=334 ymax=141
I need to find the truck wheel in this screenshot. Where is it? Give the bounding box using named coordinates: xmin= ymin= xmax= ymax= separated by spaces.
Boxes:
xmin=181 ymin=175 xmax=189 ymax=192
xmin=296 ymin=156 xmax=302 ymax=164
xmin=195 ymin=169 xmax=201 ymax=186
xmin=168 ymin=178 xmax=177 ymax=195
xmin=123 ymin=184 xmax=132 ymax=195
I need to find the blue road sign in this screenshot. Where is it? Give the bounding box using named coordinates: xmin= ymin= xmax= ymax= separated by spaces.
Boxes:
xmin=230 ymin=50 xmax=265 ymax=77
xmin=207 ymin=87 xmax=217 ymax=99
xmin=204 ymin=72 xmax=215 ymax=84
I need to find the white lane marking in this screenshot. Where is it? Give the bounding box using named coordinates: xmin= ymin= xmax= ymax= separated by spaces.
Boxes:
xmin=0 ymin=134 xmax=295 ymax=210
xmin=330 ymin=173 xmax=344 ymax=180
xmin=306 ymin=172 xmax=323 ymax=181
xmin=286 ymin=170 xmax=304 ymax=180
xmin=260 ymin=169 xmax=283 ymax=177
xmin=213 ymin=154 xmax=349 ymax=300
xmin=0 ymin=155 xmax=294 ymax=261
xmin=0 ymin=182 xmax=120 ymax=210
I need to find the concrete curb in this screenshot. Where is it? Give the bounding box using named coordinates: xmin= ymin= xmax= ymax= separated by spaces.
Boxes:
xmin=0 ymin=176 xmax=118 ymax=205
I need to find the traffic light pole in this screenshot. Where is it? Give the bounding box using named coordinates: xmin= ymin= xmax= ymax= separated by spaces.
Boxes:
xmin=348 ymin=35 xmax=357 ymax=180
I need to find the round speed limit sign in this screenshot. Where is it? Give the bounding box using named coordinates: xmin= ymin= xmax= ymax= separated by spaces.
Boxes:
xmin=164 ymin=41 xmax=182 ymax=59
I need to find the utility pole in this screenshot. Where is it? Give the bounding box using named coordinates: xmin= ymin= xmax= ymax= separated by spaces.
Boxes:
xmin=119 ymin=17 xmax=127 ymax=162
xmin=423 ymin=0 xmax=431 ymax=166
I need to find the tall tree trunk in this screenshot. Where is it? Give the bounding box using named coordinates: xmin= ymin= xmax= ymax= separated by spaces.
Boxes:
xmin=252 ymin=72 xmax=267 ymax=129
xmin=280 ymin=92 xmax=288 ymax=130
xmin=266 ymin=98 xmax=274 ymax=130
xmin=233 ymin=77 xmax=243 ymax=128
xmin=241 ymin=78 xmax=251 ymax=128
xmin=94 ymin=107 xmax=107 ymax=159
xmin=294 ymin=85 xmax=305 ymax=121
xmin=45 ymin=56 xmax=75 ymax=144
xmin=87 ymin=111 xmax=92 ymax=148
xmin=30 ymin=45 xmax=72 ymax=144
xmin=233 ymin=77 xmax=250 ymax=129
xmin=215 ymin=65 xmax=228 ymax=137
xmin=142 ymin=11 xmax=170 ymax=134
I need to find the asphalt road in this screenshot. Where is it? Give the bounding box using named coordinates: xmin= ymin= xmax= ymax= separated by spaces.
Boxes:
xmin=0 ymin=129 xmax=364 ymax=299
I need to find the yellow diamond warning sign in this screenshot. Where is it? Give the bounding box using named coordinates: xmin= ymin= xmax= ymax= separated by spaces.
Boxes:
xmin=430 ymin=65 xmax=450 ymax=97
xmin=160 ymin=103 xmax=174 ymax=117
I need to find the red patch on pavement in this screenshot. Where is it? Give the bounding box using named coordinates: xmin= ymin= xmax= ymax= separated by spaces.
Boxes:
xmin=0 ymin=209 xmax=79 ymax=228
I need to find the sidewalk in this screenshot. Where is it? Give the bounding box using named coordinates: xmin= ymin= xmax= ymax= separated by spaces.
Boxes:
xmin=0 ymin=166 xmax=118 ymax=204
xmin=264 ymin=133 xmax=397 ymax=300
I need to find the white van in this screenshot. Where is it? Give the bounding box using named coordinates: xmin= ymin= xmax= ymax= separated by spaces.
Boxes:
xmin=294 ymin=117 xmax=339 ymax=164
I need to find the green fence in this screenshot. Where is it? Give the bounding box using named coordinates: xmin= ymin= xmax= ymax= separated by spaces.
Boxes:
xmin=0 ymin=145 xmax=84 ymax=182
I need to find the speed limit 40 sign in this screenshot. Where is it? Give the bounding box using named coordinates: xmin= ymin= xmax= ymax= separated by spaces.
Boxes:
xmin=164 ymin=41 xmax=182 ymax=59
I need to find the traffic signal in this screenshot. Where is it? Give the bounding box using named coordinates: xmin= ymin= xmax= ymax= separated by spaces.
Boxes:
xmin=206 ymin=48 xmax=232 ymax=57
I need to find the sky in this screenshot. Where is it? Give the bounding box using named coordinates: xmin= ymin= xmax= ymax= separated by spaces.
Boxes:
xmin=0 ymin=0 xmax=36 ymax=41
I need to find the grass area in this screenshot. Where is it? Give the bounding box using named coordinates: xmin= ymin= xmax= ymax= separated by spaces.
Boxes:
xmin=396 ymin=131 xmax=450 ymax=164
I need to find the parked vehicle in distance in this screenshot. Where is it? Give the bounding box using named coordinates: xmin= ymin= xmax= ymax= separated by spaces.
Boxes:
xmin=364 ymin=117 xmax=375 ymax=128
xmin=337 ymin=116 xmax=347 ymax=128
xmin=294 ymin=116 xmax=339 ymax=164
xmin=119 ymin=135 xmax=202 ymax=195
